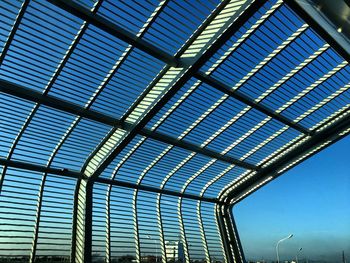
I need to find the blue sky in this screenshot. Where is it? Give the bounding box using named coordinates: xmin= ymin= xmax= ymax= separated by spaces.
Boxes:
xmin=234 ymin=136 xmax=350 ymax=262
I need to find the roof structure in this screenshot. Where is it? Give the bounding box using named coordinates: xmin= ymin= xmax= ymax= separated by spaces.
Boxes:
xmin=0 ymin=0 xmax=350 ymax=262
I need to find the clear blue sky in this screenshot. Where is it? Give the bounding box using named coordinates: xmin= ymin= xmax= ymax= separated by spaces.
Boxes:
xmin=234 ymin=136 xmax=350 ymax=262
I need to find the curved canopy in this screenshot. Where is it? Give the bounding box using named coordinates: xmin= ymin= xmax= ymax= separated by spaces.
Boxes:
xmin=1 ymin=0 xmax=350 ymax=262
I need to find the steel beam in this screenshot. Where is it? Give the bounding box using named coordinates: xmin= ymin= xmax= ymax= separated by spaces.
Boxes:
xmin=70 ymin=178 xmax=81 ymax=263
xmin=0 ymin=157 xmax=224 ymax=205
xmin=0 ymin=158 xmax=82 ymax=179
xmin=117 ymin=0 xmax=231 ymax=122
xmin=225 ymin=205 xmax=246 ymax=263
xmin=228 ymin=205 xmax=246 ymax=260
xmin=195 ymin=72 xmax=311 ymax=135
xmin=225 ymin=107 xmax=350 ymax=203
xmin=46 ymin=0 xmax=180 ymax=67
xmin=94 ymin=177 xmax=223 ymax=204
xmin=70 ymin=179 xmax=92 ymax=263
xmin=0 ymin=79 xmax=257 ymax=171
xmin=139 ymin=128 xmax=257 ymax=170
xmin=0 ymin=79 xmax=120 ymax=126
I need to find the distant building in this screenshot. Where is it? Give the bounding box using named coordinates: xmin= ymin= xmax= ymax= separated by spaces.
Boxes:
xmin=165 ymin=240 xmax=185 ymax=262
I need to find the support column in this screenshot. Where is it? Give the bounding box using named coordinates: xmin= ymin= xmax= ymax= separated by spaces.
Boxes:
xmin=71 ymin=178 xmax=94 ymax=263
xmin=216 ymin=204 xmax=234 ymax=263
xmin=224 ymin=204 xmax=245 ymax=263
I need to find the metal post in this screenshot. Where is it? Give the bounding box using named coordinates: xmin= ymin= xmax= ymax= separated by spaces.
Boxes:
xmin=133 ymin=191 xmax=141 ymax=263
xmin=178 ymin=197 xmax=190 ymax=263
xmin=105 ymin=185 xmax=112 ymax=263
xmin=71 ymin=178 xmax=94 ymax=263
xmin=216 ymin=203 xmax=234 ymax=263
xmin=224 ymin=205 xmax=245 ymax=263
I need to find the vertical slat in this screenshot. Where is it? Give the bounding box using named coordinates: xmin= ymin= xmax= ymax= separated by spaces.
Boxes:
xmin=133 ymin=192 xmax=141 ymax=263
xmin=156 ymin=195 xmax=167 ymax=263
xmin=178 ymin=198 xmax=190 ymax=263
xmin=84 ymin=180 xmax=94 ymax=262
xmin=71 ymin=178 xmax=82 ymax=262
xmin=197 ymin=201 xmax=211 ymax=262
xmin=105 ymin=185 xmax=112 ymax=262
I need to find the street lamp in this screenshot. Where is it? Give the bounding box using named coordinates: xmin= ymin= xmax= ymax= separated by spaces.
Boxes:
xmin=276 ymin=234 xmax=293 ymax=263
xmin=295 ymin=248 xmax=302 ymax=263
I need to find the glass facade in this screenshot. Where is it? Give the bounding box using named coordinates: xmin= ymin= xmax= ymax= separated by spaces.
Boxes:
xmin=0 ymin=0 xmax=349 ymax=262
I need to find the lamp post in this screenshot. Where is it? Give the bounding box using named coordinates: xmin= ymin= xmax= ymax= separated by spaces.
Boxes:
xmin=296 ymin=248 xmax=302 ymax=263
xmin=276 ymin=234 xmax=293 ymax=263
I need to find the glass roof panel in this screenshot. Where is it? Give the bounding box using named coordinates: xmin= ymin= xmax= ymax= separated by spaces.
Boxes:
xmin=281 ymin=64 xmax=350 ymax=129
xmin=47 ymin=25 xmax=130 ymax=106
xmin=234 ymin=29 xmax=327 ymax=102
xmin=181 ymin=199 xmax=207 ymax=260
xmin=150 ymin=79 xmax=225 ymax=138
xmin=35 ymin=174 xmax=77 ymax=257
xmin=0 ymin=168 xmax=42 ymax=258
xmin=89 ymin=48 xmax=166 ymax=119
xmin=1 ymin=2 xmax=350 ymax=260
xmin=140 ymin=146 xmax=192 ymax=189
xmin=10 ymin=106 xmax=76 ymax=167
xmin=184 ymin=160 xmax=231 ymax=196
xmin=202 ymin=167 xmax=247 ymax=198
xmin=0 ymin=1 xmax=23 ymax=54
xmin=201 ymin=202 xmax=225 ymax=261
xmin=203 ymin=3 xmax=305 ymax=82
xmin=259 ymin=48 xmax=345 ymax=113
xmin=0 ymin=93 xmax=34 ymax=159
xmin=142 ymin=0 xmax=222 ymax=55
xmin=244 ymin=127 xmax=301 ymax=165
xmin=163 ymin=154 xmax=214 ymax=193
xmin=97 ymin=0 xmax=160 ymax=35
xmin=50 ymin=118 xmax=112 ymax=171
xmin=99 ymin=135 xmax=146 ymax=180
xmin=0 ymin=1 xmax=83 ymax=93
xmin=111 ymin=137 xmax=171 ymax=185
